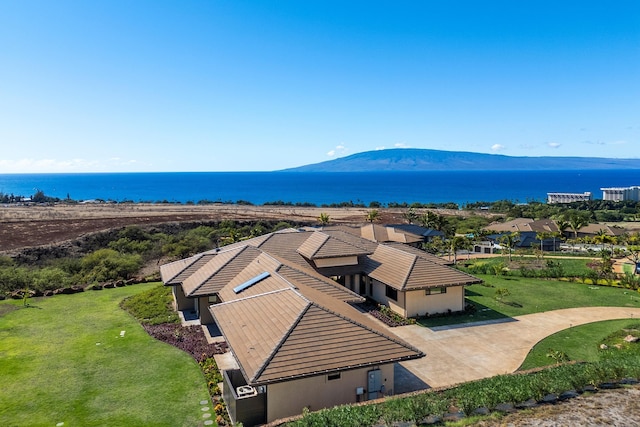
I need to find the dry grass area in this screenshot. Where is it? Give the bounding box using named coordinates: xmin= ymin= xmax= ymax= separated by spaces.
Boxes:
xmin=0 ymin=203 xmax=412 ymax=252
xmin=473 ymin=386 xmax=640 ymax=426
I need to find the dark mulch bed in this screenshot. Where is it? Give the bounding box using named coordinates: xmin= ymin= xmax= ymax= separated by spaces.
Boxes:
xmin=144 ymin=323 xmax=228 ymax=361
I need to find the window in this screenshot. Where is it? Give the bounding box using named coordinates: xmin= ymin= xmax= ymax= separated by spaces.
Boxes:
xmin=425 ymin=287 xmax=446 ymax=295
xmin=208 ymin=294 xmax=221 ymax=304
xmin=385 ymin=286 xmax=398 ymax=301
xmin=327 ymin=373 xmax=341 ymax=381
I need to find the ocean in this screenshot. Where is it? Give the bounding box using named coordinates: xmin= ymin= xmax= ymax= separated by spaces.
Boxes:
xmin=0 ymin=170 xmax=638 ymax=206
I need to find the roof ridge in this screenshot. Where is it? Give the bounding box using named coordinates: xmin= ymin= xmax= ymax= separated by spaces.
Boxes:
xmin=402 ymin=254 xmax=418 ymax=290
xmin=252 ymin=298 xmax=312 ymax=383
xmin=163 ymin=253 xmax=204 ymax=284
xmin=188 ymin=245 xmax=252 ymax=296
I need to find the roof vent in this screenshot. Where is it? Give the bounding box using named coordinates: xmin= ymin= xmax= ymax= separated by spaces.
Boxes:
xmin=233 ymin=272 xmax=270 ymax=294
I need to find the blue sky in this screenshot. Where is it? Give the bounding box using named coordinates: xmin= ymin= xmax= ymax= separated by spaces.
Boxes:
xmin=1 ymin=1 xmax=638 ymax=173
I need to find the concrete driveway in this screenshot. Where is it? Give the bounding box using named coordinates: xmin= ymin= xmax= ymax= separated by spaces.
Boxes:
xmin=392 ymin=306 xmax=640 ymax=393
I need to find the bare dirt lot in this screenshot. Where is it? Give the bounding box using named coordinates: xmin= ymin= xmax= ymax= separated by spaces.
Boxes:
xmin=0 ymin=203 xmax=411 ymax=252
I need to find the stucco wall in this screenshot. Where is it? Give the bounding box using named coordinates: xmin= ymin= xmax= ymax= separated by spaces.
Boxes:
xmin=405 ymin=286 xmax=464 ymax=317
xmin=198 ymin=297 xmax=215 ymax=325
xmin=371 ymin=280 xmax=406 ymax=317
xmin=172 ymin=285 xmax=190 ymax=311
xmin=266 ymin=364 xmax=394 ymax=422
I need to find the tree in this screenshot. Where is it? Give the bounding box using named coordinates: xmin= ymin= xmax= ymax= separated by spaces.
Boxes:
xmin=365 ymin=209 xmax=380 ymax=223
xmin=624 ymin=232 xmax=640 ymax=274
xmin=593 ymin=229 xmax=615 ymax=254
xmin=567 ymin=212 xmax=589 ymax=239
xmin=403 ymin=208 xmax=417 ymax=224
xmin=449 ymin=235 xmax=472 ymax=264
xmin=555 ymin=219 xmax=570 ymax=240
xmin=499 ymin=232 xmax=520 ymax=262
xmin=318 ymin=212 xmax=330 ymax=226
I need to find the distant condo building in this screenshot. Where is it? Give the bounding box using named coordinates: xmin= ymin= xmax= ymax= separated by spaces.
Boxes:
xmin=601 ymin=186 xmax=640 ymax=202
xmin=547 ymin=192 xmax=592 ymax=204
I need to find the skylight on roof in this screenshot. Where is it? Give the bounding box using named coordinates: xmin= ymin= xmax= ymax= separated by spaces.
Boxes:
xmin=233 ymin=271 xmax=270 ymax=294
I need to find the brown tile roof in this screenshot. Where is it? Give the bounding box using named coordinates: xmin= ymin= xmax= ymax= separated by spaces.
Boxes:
xmin=160 ymin=253 xmax=217 ymax=285
xmin=297 ymin=231 xmax=371 ymax=260
xmin=384 ymin=242 xmax=450 ymax=265
xmin=320 ymin=228 xmax=379 ymax=252
xmin=255 ymin=231 xmax=315 ymax=268
xmin=210 ymin=288 xmax=423 ymax=385
xmin=182 ymin=246 xmax=262 ymax=297
xmin=365 ymin=244 xmax=481 ymax=290
xmin=217 ymin=253 xmax=289 ymax=302
xmin=360 ymin=223 xmax=391 ymax=242
xmin=276 ymin=264 xmax=364 ymax=303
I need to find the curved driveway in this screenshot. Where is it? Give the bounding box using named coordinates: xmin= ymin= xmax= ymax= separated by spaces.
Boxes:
xmin=392 ymin=307 xmax=640 ymax=392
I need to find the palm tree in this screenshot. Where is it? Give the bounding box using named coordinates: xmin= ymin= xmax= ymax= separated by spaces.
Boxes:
xmin=555 ymin=219 xmax=570 ymax=240
xmin=365 ymin=209 xmax=380 ymax=223
xmin=568 ymin=213 xmax=589 ymax=239
xmin=499 ymin=232 xmax=520 ymax=262
xmin=403 ymin=207 xmax=417 ymax=224
xmin=449 ymin=235 xmax=472 ymax=264
xmin=318 ymin=212 xmax=330 ymax=226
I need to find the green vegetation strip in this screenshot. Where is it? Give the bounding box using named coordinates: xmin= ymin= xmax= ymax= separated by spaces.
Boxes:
xmin=0 ymin=284 xmax=210 ymax=427
xmin=287 ymin=352 xmax=640 ymax=427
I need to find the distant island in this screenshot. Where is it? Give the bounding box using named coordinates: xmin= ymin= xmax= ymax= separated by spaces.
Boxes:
xmin=282 ymin=148 xmax=640 ymax=172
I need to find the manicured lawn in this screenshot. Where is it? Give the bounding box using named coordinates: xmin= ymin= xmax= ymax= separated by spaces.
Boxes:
xmin=419 ymin=274 xmax=640 ymax=327
xmin=519 ymin=319 xmax=640 ymax=370
xmin=0 ymin=284 xmax=211 ymax=427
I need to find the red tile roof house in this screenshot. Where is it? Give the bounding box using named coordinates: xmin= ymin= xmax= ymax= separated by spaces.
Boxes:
xmin=160 ymin=229 xmax=480 ymax=424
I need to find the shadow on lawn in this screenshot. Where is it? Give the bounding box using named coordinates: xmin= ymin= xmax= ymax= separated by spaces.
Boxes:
xmin=417 ymin=300 xmax=514 ymax=329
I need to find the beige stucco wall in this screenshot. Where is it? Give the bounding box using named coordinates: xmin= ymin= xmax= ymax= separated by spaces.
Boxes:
xmin=314 ymin=255 xmax=358 ymax=268
xmin=172 ymin=285 xmax=190 ymax=311
xmin=405 ymin=286 xmax=464 ymax=317
xmin=371 ymin=280 xmax=407 ymax=317
xmin=197 ymin=297 xmax=215 ymax=325
xmin=266 ymin=364 xmax=394 ymax=423
xmin=371 ymin=280 xmax=464 ymax=318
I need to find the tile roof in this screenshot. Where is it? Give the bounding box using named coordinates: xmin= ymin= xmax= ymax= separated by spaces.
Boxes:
xmin=182 ymin=246 xmax=262 ymax=297
xmin=364 ymin=244 xmax=481 ymax=290
xmin=276 ymin=264 xmax=364 ymax=303
xmin=297 ymin=231 xmax=371 ymax=260
xmin=160 ymin=253 xmax=217 ymax=285
xmin=210 ymin=288 xmax=424 ymax=385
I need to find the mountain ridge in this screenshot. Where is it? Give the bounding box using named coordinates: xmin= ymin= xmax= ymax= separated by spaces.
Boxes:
xmin=281 ymin=148 xmax=640 ymax=172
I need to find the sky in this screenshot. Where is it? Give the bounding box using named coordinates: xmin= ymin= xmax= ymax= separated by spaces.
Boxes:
xmin=1 ymin=1 xmax=639 ymax=173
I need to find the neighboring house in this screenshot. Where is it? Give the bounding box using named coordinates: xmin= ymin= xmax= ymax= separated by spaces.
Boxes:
xmin=484 ymin=218 xmax=562 ymax=251
xmin=354 ymin=223 xmax=444 ymax=247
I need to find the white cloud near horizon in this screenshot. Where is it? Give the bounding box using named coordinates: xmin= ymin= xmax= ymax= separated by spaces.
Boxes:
xmin=327 ymin=144 xmax=348 ymax=157
xmin=548 ymin=142 xmax=561 ymax=149
xmin=394 ymin=142 xmax=410 ymax=148
xmin=491 ymin=144 xmax=505 ymax=152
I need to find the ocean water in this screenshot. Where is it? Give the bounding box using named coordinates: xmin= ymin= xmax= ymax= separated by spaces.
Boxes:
xmin=0 ymin=170 xmax=638 ymax=206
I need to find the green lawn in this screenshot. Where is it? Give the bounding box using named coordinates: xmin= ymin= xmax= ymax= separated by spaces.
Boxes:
xmin=519 ymin=319 xmax=640 ymax=370
xmin=419 ymin=274 xmax=640 ymax=327
xmin=0 ymin=284 xmax=211 ymax=427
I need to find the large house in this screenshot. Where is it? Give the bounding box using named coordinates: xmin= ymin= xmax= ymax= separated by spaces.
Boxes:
xmin=160 ymin=228 xmax=480 ymax=424
xmin=162 ymin=228 xmax=480 ymax=322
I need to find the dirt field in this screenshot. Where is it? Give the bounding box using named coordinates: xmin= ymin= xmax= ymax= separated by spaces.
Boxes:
xmin=0 ymin=203 xmax=416 ymax=252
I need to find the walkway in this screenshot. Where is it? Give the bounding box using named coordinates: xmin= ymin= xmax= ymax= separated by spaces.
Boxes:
xmin=392 ymin=306 xmax=640 ymax=392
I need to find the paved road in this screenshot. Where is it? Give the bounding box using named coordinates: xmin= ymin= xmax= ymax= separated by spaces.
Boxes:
xmin=392 ymin=306 xmax=640 ymax=393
